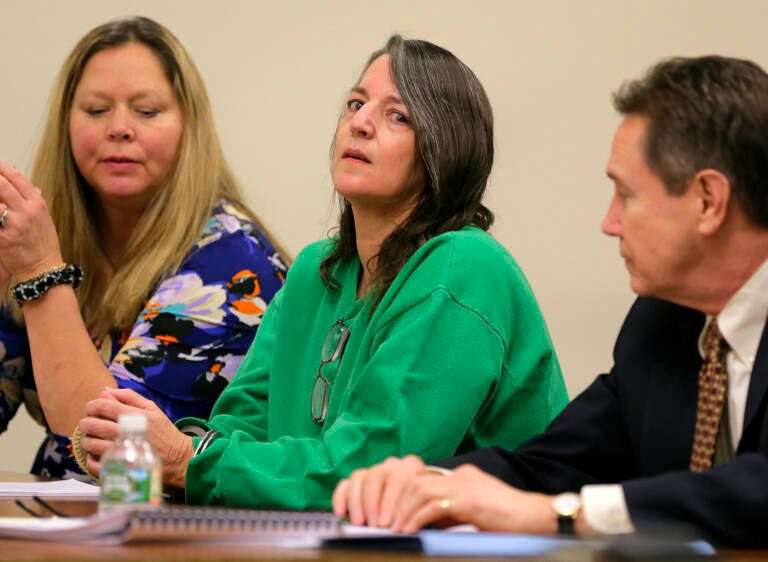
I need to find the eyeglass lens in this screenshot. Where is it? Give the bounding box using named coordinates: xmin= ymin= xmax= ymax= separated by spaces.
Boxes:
xmin=312 ymin=320 xmax=351 ymax=424
xmin=322 ymin=321 xmax=350 ymax=362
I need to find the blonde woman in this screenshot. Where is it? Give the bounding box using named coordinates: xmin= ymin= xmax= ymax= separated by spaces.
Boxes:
xmin=0 ymin=16 xmax=287 ymax=480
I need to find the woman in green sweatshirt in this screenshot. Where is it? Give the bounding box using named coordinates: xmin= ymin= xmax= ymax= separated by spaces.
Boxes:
xmin=78 ymin=34 xmax=568 ymax=509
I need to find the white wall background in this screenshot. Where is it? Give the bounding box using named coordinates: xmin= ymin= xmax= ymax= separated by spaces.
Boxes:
xmin=1 ymin=0 xmax=766 ymax=472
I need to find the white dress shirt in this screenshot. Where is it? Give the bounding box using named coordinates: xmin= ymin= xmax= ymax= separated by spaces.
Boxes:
xmin=582 ymin=258 xmax=768 ymax=535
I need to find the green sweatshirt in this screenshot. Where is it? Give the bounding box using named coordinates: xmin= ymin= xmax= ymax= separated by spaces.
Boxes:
xmin=180 ymin=227 xmax=567 ymax=509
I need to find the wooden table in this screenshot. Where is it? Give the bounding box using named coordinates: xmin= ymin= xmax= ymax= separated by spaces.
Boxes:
xmin=1 ymin=471 xmax=767 ymax=562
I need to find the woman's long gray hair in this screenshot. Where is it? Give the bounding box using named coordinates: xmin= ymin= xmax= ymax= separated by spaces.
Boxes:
xmin=320 ymin=35 xmax=495 ymax=307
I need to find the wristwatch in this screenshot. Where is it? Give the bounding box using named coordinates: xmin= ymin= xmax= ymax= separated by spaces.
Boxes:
xmin=552 ymin=492 xmax=582 ymax=535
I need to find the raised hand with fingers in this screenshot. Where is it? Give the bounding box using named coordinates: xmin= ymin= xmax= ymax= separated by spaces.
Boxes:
xmin=0 ymin=159 xmax=63 ymax=281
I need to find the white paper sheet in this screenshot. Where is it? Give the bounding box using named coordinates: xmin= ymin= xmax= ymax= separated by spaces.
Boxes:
xmin=0 ymin=479 xmax=99 ymax=500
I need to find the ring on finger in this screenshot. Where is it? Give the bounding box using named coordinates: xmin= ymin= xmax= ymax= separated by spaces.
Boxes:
xmin=439 ymin=498 xmax=451 ymax=513
xmin=0 ymin=203 xmax=8 ymax=228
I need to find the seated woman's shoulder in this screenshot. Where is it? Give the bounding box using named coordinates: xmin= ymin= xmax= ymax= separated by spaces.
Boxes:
xmin=206 ymin=200 xmax=265 ymax=238
xmin=424 ymin=227 xmax=521 ymax=274
xmin=199 ymin=201 xmax=284 ymax=258
xmin=293 ymin=238 xmax=335 ymax=263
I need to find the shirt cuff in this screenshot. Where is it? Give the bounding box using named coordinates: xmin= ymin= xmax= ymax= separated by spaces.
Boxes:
xmin=581 ymin=484 xmax=635 ymax=535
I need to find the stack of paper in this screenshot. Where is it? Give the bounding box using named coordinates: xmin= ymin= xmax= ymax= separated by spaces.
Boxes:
xmin=0 ymin=479 xmax=99 ymax=501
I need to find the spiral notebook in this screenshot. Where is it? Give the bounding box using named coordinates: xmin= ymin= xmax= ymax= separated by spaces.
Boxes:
xmin=0 ymin=506 xmax=341 ymax=545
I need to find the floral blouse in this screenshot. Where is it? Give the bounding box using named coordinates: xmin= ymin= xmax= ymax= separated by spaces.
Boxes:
xmin=0 ymin=200 xmax=287 ymax=480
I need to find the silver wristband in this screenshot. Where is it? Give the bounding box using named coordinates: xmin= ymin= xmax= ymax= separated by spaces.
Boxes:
xmin=193 ymin=429 xmax=220 ymax=457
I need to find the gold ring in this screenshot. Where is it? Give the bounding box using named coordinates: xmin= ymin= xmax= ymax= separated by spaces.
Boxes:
xmin=439 ymin=498 xmax=451 ymax=512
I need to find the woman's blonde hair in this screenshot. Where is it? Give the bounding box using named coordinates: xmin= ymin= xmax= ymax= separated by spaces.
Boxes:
xmin=25 ymin=16 xmax=282 ymax=333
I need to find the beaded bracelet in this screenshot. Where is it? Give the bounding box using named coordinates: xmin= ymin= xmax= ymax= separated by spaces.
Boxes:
xmin=11 ymin=263 xmax=84 ymax=307
xmin=70 ymin=426 xmax=99 ymax=481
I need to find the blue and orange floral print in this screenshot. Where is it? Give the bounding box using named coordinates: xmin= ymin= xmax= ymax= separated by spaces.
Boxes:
xmin=0 ymin=200 xmax=287 ymax=480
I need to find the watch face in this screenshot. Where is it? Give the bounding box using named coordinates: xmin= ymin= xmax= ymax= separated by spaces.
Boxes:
xmin=553 ymin=492 xmax=582 ymax=517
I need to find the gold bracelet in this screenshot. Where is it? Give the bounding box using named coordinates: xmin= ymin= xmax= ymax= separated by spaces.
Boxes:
xmin=17 ymin=263 xmax=68 ymax=285
xmin=70 ymin=426 xmax=99 ymax=481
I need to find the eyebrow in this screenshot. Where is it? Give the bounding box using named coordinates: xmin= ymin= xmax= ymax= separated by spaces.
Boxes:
xmin=606 ymin=170 xmax=629 ymax=191
xmin=75 ymin=88 xmax=165 ymax=100
xmin=349 ymin=86 xmax=404 ymax=106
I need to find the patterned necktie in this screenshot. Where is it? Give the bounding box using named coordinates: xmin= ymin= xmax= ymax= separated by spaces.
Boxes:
xmin=689 ymin=319 xmax=729 ymax=472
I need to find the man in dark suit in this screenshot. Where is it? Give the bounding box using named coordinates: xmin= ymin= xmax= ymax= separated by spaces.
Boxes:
xmin=331 ymin=55 xmax=768 ymax=548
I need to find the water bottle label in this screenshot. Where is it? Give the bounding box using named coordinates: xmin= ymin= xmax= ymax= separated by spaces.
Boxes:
xmin=101 ymin=467 xmax=160 ymax=505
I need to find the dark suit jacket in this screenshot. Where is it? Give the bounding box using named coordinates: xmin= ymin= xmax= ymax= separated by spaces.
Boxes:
xmin=440 ymin=297 xmax=768 ymax=547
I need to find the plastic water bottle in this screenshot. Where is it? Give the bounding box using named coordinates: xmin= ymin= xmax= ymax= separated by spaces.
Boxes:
xmin=99 ymin=413 xmax=162 ymax=511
